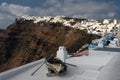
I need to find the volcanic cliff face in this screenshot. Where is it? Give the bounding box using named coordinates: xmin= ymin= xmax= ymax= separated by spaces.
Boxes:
xmin=0 ymin=17 xmax=99 ymax=72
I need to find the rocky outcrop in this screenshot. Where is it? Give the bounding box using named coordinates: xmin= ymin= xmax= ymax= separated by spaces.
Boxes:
xmin=0 ymin=18 xmax=99 ymax=72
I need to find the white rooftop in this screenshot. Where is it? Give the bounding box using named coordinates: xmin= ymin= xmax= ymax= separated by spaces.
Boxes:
xmin=0 ymin=49 xmax=120 ymax=80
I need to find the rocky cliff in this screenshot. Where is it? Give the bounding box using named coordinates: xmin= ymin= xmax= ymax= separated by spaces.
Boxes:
xmin=0 ymin=18 xmax=99 ymax=72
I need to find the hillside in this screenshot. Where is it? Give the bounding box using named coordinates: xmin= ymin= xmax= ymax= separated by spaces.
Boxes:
xmin=0 ymin=17 xmax=99 ymax=72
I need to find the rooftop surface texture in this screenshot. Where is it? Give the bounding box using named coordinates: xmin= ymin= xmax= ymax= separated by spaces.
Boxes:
xmin=0 ymin=49 xmax=119 ymax=80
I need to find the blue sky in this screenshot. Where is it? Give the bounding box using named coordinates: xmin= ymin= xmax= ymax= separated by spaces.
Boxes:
xmin=0 ymin=0 xmax=120 ymax=29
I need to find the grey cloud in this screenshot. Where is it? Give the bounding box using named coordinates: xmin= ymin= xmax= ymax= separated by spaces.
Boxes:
xmin=36 ymin=0 xmax=117 ymax=19
xmin=0 ymin=2 xmax=32 ymax=16
xmin=0 ymin=2 xmax=33 ymax=28
xmin=0 ymin=0 xmax=118 ymax=28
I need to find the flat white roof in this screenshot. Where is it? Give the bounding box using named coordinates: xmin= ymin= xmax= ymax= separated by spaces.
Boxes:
xmin=0 ymin=49 xmax=118 ymax=80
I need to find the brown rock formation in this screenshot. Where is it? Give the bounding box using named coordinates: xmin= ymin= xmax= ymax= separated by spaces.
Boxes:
xmin=0 ymin=19 xmax=99 ymax=72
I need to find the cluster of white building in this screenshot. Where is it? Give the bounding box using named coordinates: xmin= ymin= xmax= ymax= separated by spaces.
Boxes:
xmin=80 ymin=19 xmax=120 ymax=36
xmin=18 ymin=15 xmax=120 ymax=36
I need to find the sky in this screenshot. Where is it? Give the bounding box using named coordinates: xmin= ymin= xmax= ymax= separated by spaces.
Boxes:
xmin=0 ymin=0 xmax=120 ymax=29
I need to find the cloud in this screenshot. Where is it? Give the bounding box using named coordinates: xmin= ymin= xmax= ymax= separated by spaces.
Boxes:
xmin=0 ymin=13 xmax=14 ymax=20
xmin=44 ymin=0 xmax=60 ymax=6
xmin=0 ymin=0 xmax=118 ymax=29
xmin=108 ymin=12 xmax=116 ymax=17
xmin=0 ymin=2 xmax=32 ymax=16
xmin=32 ymin=0 xmax=117 ymax=19
xmin=0 ymin=13 xmax=14 ymax=29
xmin=0 ymin=2 xmax=33 ymax=28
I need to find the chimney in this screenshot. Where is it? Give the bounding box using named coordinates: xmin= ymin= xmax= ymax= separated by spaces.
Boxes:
xmin=56 ymin=46 xmax=68 ymax=62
